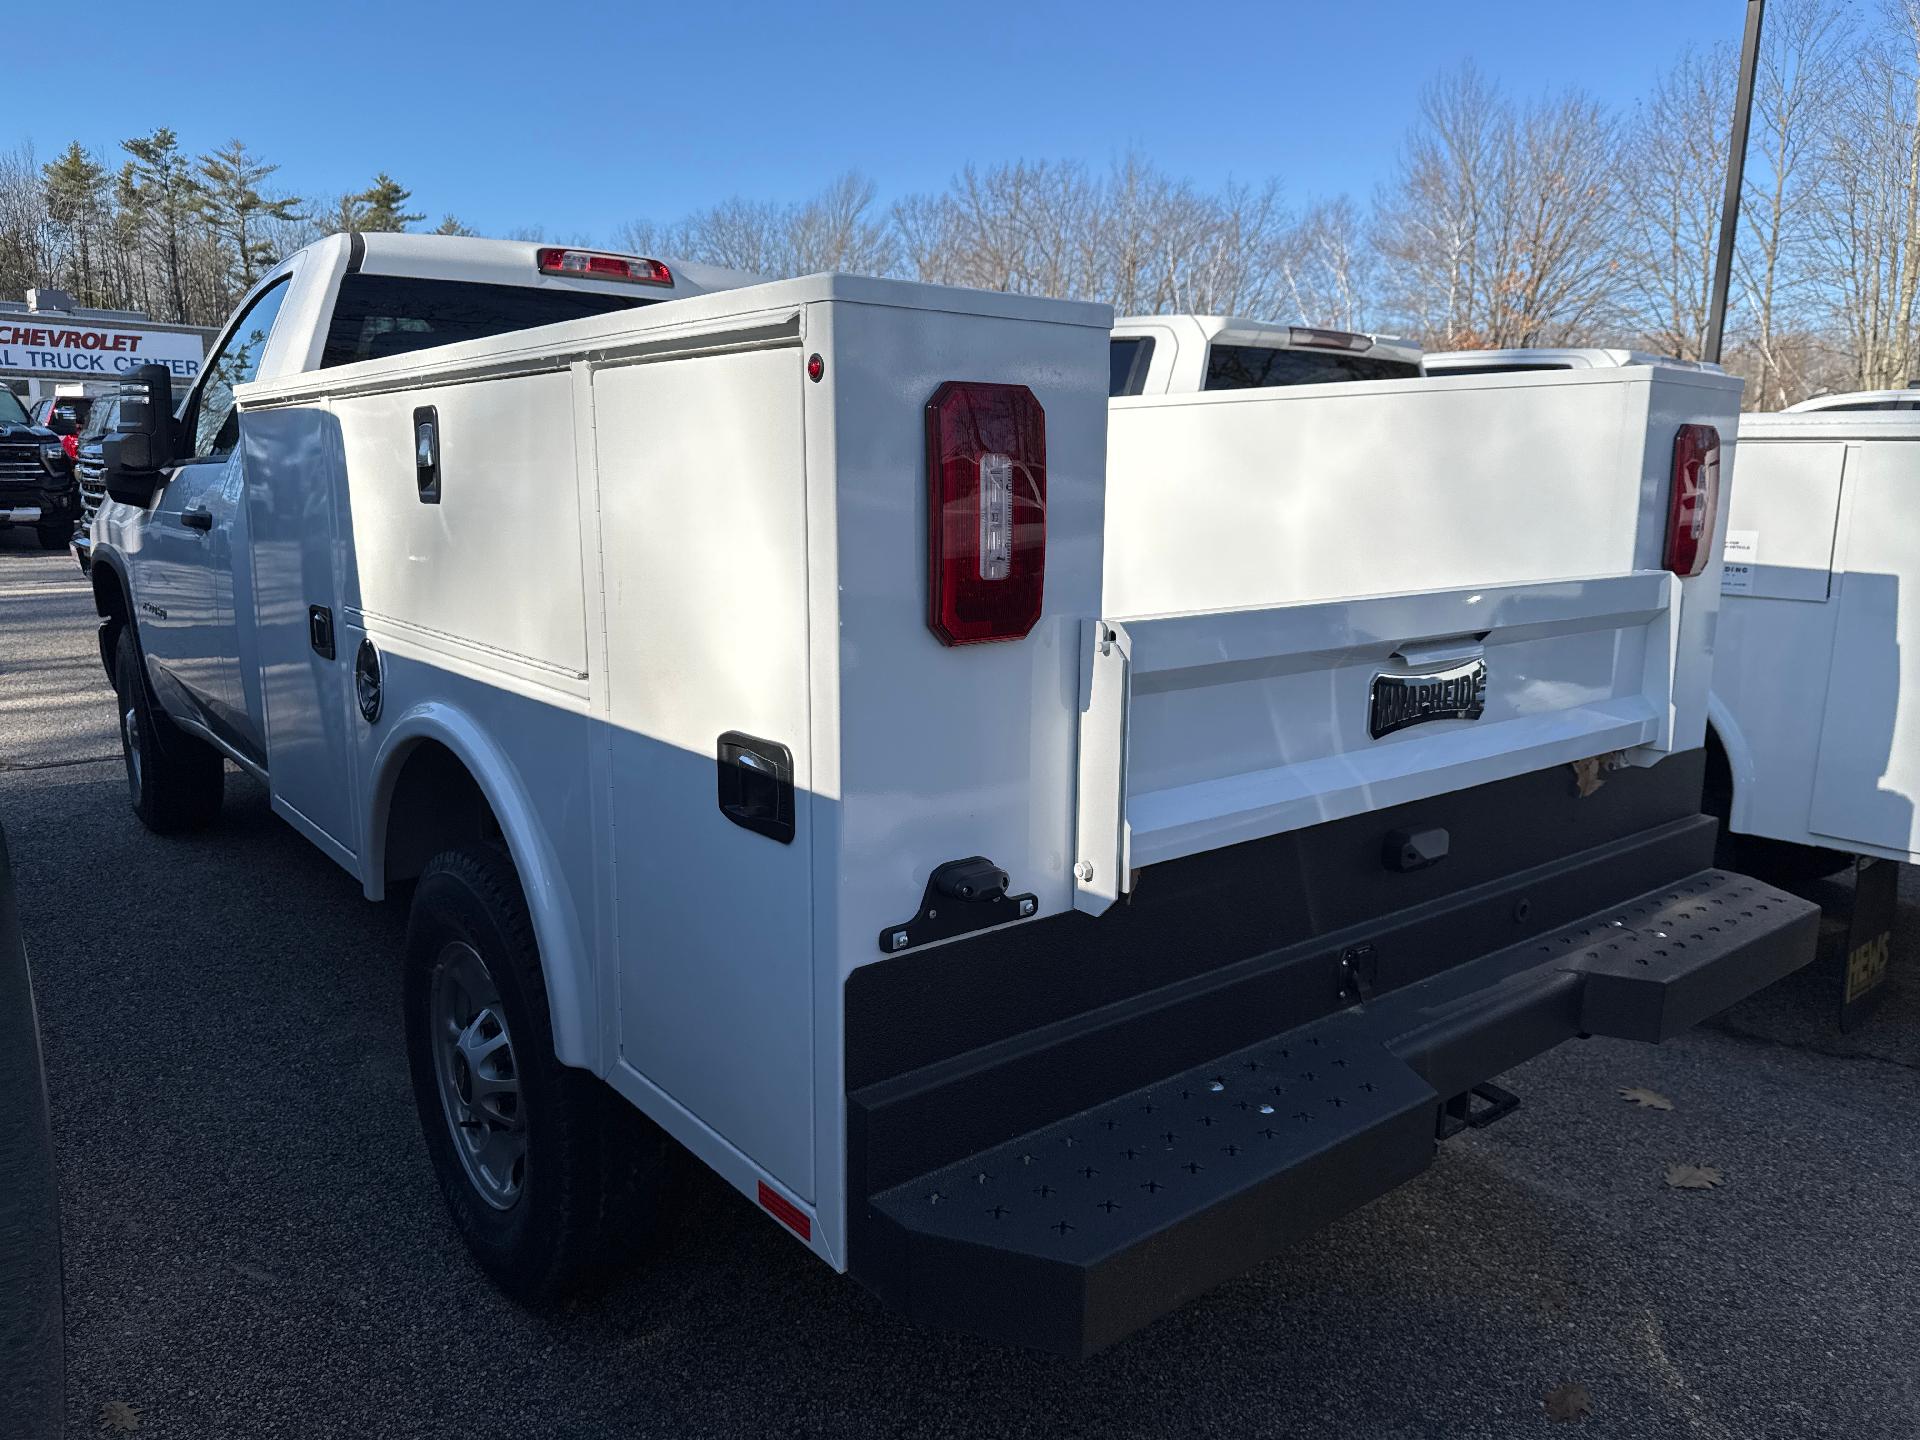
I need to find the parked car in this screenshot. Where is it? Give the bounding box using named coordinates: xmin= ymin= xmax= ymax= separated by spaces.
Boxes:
xmin=29 ymin=392 xmax=94 ymax=438
xmin=68 ymin=392 xmax=123 ymax=573
xmin=0 ymin=818 xmax=65 ymax=1439
xmin=82 ymin=233 xmax=1816 ymax=1357
xmin=1110 ymin=314 xmax=1421 ymax=396
xmin=0 ymin=387 xmax=80 ymax=550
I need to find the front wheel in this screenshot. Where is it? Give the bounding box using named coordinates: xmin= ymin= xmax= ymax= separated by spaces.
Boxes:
xmin=404 ymin=844 xmax=677 ymax=1304
xmin=35 ymin=525 xmax=68 ymax=552
xmin=114 ymin=626 xmax=223 ymax=833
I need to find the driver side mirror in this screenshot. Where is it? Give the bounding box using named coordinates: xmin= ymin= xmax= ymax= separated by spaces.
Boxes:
xmin=102 ymin=363 xmax=179 ymax=507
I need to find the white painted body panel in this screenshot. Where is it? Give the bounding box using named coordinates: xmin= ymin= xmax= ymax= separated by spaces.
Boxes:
xmin=225 ymin=271 xmax=1112 ymax=1267
xmin=1714 ymin=411 xmax=1920 ymax=862
xmin=1073 ymin=368 xmax=1740 ymax=911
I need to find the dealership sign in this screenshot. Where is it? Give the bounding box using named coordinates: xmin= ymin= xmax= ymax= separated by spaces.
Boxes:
xmin=0 ymin=321 xmax=203 ymax=380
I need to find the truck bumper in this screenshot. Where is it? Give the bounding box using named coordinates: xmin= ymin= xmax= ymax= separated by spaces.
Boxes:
xmin=846 ymin=785 xmax=1818 ymax=1357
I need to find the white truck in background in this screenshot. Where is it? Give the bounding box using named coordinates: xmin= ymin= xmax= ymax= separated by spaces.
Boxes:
xmin=84 ymin=239 xmax=1815 ymax=1357
xmin=1706 ymin=400 xmax=1920 ymax=1019
xmin=1109 ymin=314 xmax=1421 ymax=396
xmin=1425 ymin=347 xmax=1723 ymax=379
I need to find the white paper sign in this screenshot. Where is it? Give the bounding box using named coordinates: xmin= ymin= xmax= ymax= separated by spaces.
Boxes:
xmin=1722 ymin=529 xmax=1759 ymax=593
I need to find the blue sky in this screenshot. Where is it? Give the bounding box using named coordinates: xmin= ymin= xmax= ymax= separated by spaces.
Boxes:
xmin=18 ymin=1 xmax=1747 ymax=241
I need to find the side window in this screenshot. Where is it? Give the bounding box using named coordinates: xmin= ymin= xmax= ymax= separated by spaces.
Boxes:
xmin=1109 ymin=337 xmax=1156 ymax=397
xmin=189 ymin=277 xmax=292 ymax=459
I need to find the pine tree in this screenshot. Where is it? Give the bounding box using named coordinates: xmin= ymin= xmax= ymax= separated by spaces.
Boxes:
xmin=121 ymin=128 xmax=200 ymax=321
xmin=433 ymin=214 xmax=477 ymax=236
xmin=42 ymin=142 xmax=109 ymax=304
xmin=197 ymin=139 xmax=302 ymax=289
xmin=351 ymin=173 xmax=425 ymax=233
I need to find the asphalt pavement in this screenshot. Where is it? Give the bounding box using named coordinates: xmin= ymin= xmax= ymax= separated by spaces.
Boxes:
xmin=1 ymin=530 xmax=1915 ymax=1439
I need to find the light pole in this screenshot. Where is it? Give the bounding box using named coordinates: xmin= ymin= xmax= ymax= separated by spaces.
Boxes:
xmin=1704 ymin=0 xmax=1766 ymax=365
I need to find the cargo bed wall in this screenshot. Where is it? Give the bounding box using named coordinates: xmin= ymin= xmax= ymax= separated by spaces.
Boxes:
xmin=1103 ymin=368 xmax=1736 ymax=615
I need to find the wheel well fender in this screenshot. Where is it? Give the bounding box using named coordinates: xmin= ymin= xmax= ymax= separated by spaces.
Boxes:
xmin=1704 ymin=694 xmax=1755 ymax=831
xmin=89 ymin=553 xmax=132 ymax=684
xmin=366 ymin=703 xmax=598 ymax=1072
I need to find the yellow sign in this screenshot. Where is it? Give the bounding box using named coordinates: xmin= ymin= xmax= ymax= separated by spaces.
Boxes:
xmin=1845 ymin=930 xmax=1890 ymax=1005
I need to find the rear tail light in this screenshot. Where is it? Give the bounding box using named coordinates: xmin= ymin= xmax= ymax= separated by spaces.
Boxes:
xmin=925 ymin=382 xmax=1046 ymax=645
xmin=1287 ymin=326 xmax=1372 ymax=352
xmin=535 ymin=247 xmax=672 ymax=286
xmin=61 ymin=434 xmax=79 ymax=462
xmin=1664 ymin=424 xmax=1721 ymax=577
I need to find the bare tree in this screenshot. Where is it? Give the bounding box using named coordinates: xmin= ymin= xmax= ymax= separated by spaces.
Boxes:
xmin=1621 ymin=46 xmax=1731 ymax=360
xmin=1376 ymin=65 xmax=1626 ymax=347
xmin=1812 ymin=0 xmax=1920 ymax=390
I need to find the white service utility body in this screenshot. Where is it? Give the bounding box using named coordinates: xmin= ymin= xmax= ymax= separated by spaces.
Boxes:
xmin=84 ymin=236 xmax=1815 ymax=1357
xmin=1710 ymin=402 xmax=1920 ymax=869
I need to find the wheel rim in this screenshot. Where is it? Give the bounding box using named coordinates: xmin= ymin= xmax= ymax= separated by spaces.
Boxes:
xmin=429 ymin=941 xmax=526 ymax=1210
xmin=121 ymin=702 xmax=142 ymax=804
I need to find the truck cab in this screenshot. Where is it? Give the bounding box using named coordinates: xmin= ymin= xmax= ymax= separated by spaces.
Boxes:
xmin=1110 ymin=314 xmax=1422 ymax=397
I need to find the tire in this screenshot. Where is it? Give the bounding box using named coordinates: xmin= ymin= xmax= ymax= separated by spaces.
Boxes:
xmin=36 ymin=525 xmax=67 ymax=552
xmin=114 ymin=626 xmax=224 ymax=834
xmin=404 ymin=844 xmax=676 ymax=1305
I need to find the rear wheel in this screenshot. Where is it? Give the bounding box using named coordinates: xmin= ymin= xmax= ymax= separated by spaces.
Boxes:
xmin=35 ymin=525 xmax=67 ymax=552
xmin=404 ymin=844 xmax=677 ymax=1304
xmin=114 ymin=626 xmax=224 ymax=833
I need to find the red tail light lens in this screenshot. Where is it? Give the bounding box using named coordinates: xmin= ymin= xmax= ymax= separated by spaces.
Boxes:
xmin=1664 ymin=424 xmax=1721 ymax=578
xmin=535 ymin=247 xmax=673 ymax=286
xmin=61 ymin=433 xmax=79 ymax=462
xmin=926 ymin=382 xmax=1046 ymax=645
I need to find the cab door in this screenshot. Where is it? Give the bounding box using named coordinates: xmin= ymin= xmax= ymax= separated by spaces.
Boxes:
xmin=135 ymin=276 xmax=291 ymax=752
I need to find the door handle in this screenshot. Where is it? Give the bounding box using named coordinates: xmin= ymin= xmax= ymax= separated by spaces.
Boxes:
xmin=181 ymin=507 xmax=213 ymax=532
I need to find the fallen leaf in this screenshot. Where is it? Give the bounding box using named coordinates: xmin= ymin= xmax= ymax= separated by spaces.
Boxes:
xmin=1543 ymin=1382 xmax=1594 ymax=1422
xmin=1617 ymin=1086 xmax=1675 ymax=1111
xmin=98 ymin=1399 xmax=142 ymax=1433
xmin=1665 ymin=1163 xmax=1723 ymax=1190
xmin=1571 ymin=757 xmax=1606 ymax=798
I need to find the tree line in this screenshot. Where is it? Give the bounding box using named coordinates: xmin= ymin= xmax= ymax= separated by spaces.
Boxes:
xmin=2 ymin=0 xmax=1913 ymax=406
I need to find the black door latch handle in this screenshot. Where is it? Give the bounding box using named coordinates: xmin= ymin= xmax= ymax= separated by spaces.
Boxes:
xmin=181 ymin=507 xmax=213 ymax=531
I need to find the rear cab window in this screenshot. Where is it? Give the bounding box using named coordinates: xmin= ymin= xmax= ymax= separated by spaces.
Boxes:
xmin=321 ymin=274 xmax=652 ymax=369
xmin=1204 ymin=344 xmax=1421 ymax=390
xmin=1430 ymin=362 xmax=1571 ymax=378
xmin=1110 ymin=337 xmax=1156 ymax=397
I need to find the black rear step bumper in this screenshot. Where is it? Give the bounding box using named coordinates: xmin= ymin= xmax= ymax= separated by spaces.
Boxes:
xmin=850 ymin=865 xmax=1817 ymax=1357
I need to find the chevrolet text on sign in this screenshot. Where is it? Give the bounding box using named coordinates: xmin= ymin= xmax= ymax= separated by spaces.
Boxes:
xmin=0 ymin=323 xmax=203 ymax=379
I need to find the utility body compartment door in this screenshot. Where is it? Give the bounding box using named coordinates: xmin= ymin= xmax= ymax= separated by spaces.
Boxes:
xmin=1806 ymin=441 xmax=1920 ymax=857
xmin=594 ymin=347 xmax=816 ymax=1199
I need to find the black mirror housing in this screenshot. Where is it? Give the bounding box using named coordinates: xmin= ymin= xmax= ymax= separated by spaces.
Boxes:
xmin=101 ymin=363 xmax=177 ymax=506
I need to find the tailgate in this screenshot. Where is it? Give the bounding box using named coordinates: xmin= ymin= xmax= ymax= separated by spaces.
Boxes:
xmin=1074 ymin=572 xmax=1682 ymax=914
xmin=1076 ymin=367 xmax=1740 ymax=915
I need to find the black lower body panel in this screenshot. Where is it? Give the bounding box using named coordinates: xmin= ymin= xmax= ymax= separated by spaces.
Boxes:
xmin=846 ymin=761 xmax=1819 ymax=1357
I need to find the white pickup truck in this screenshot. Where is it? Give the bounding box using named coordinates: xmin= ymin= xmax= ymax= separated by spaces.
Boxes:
xmin=84 ymin=236 xmax=1816 ymax=1357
